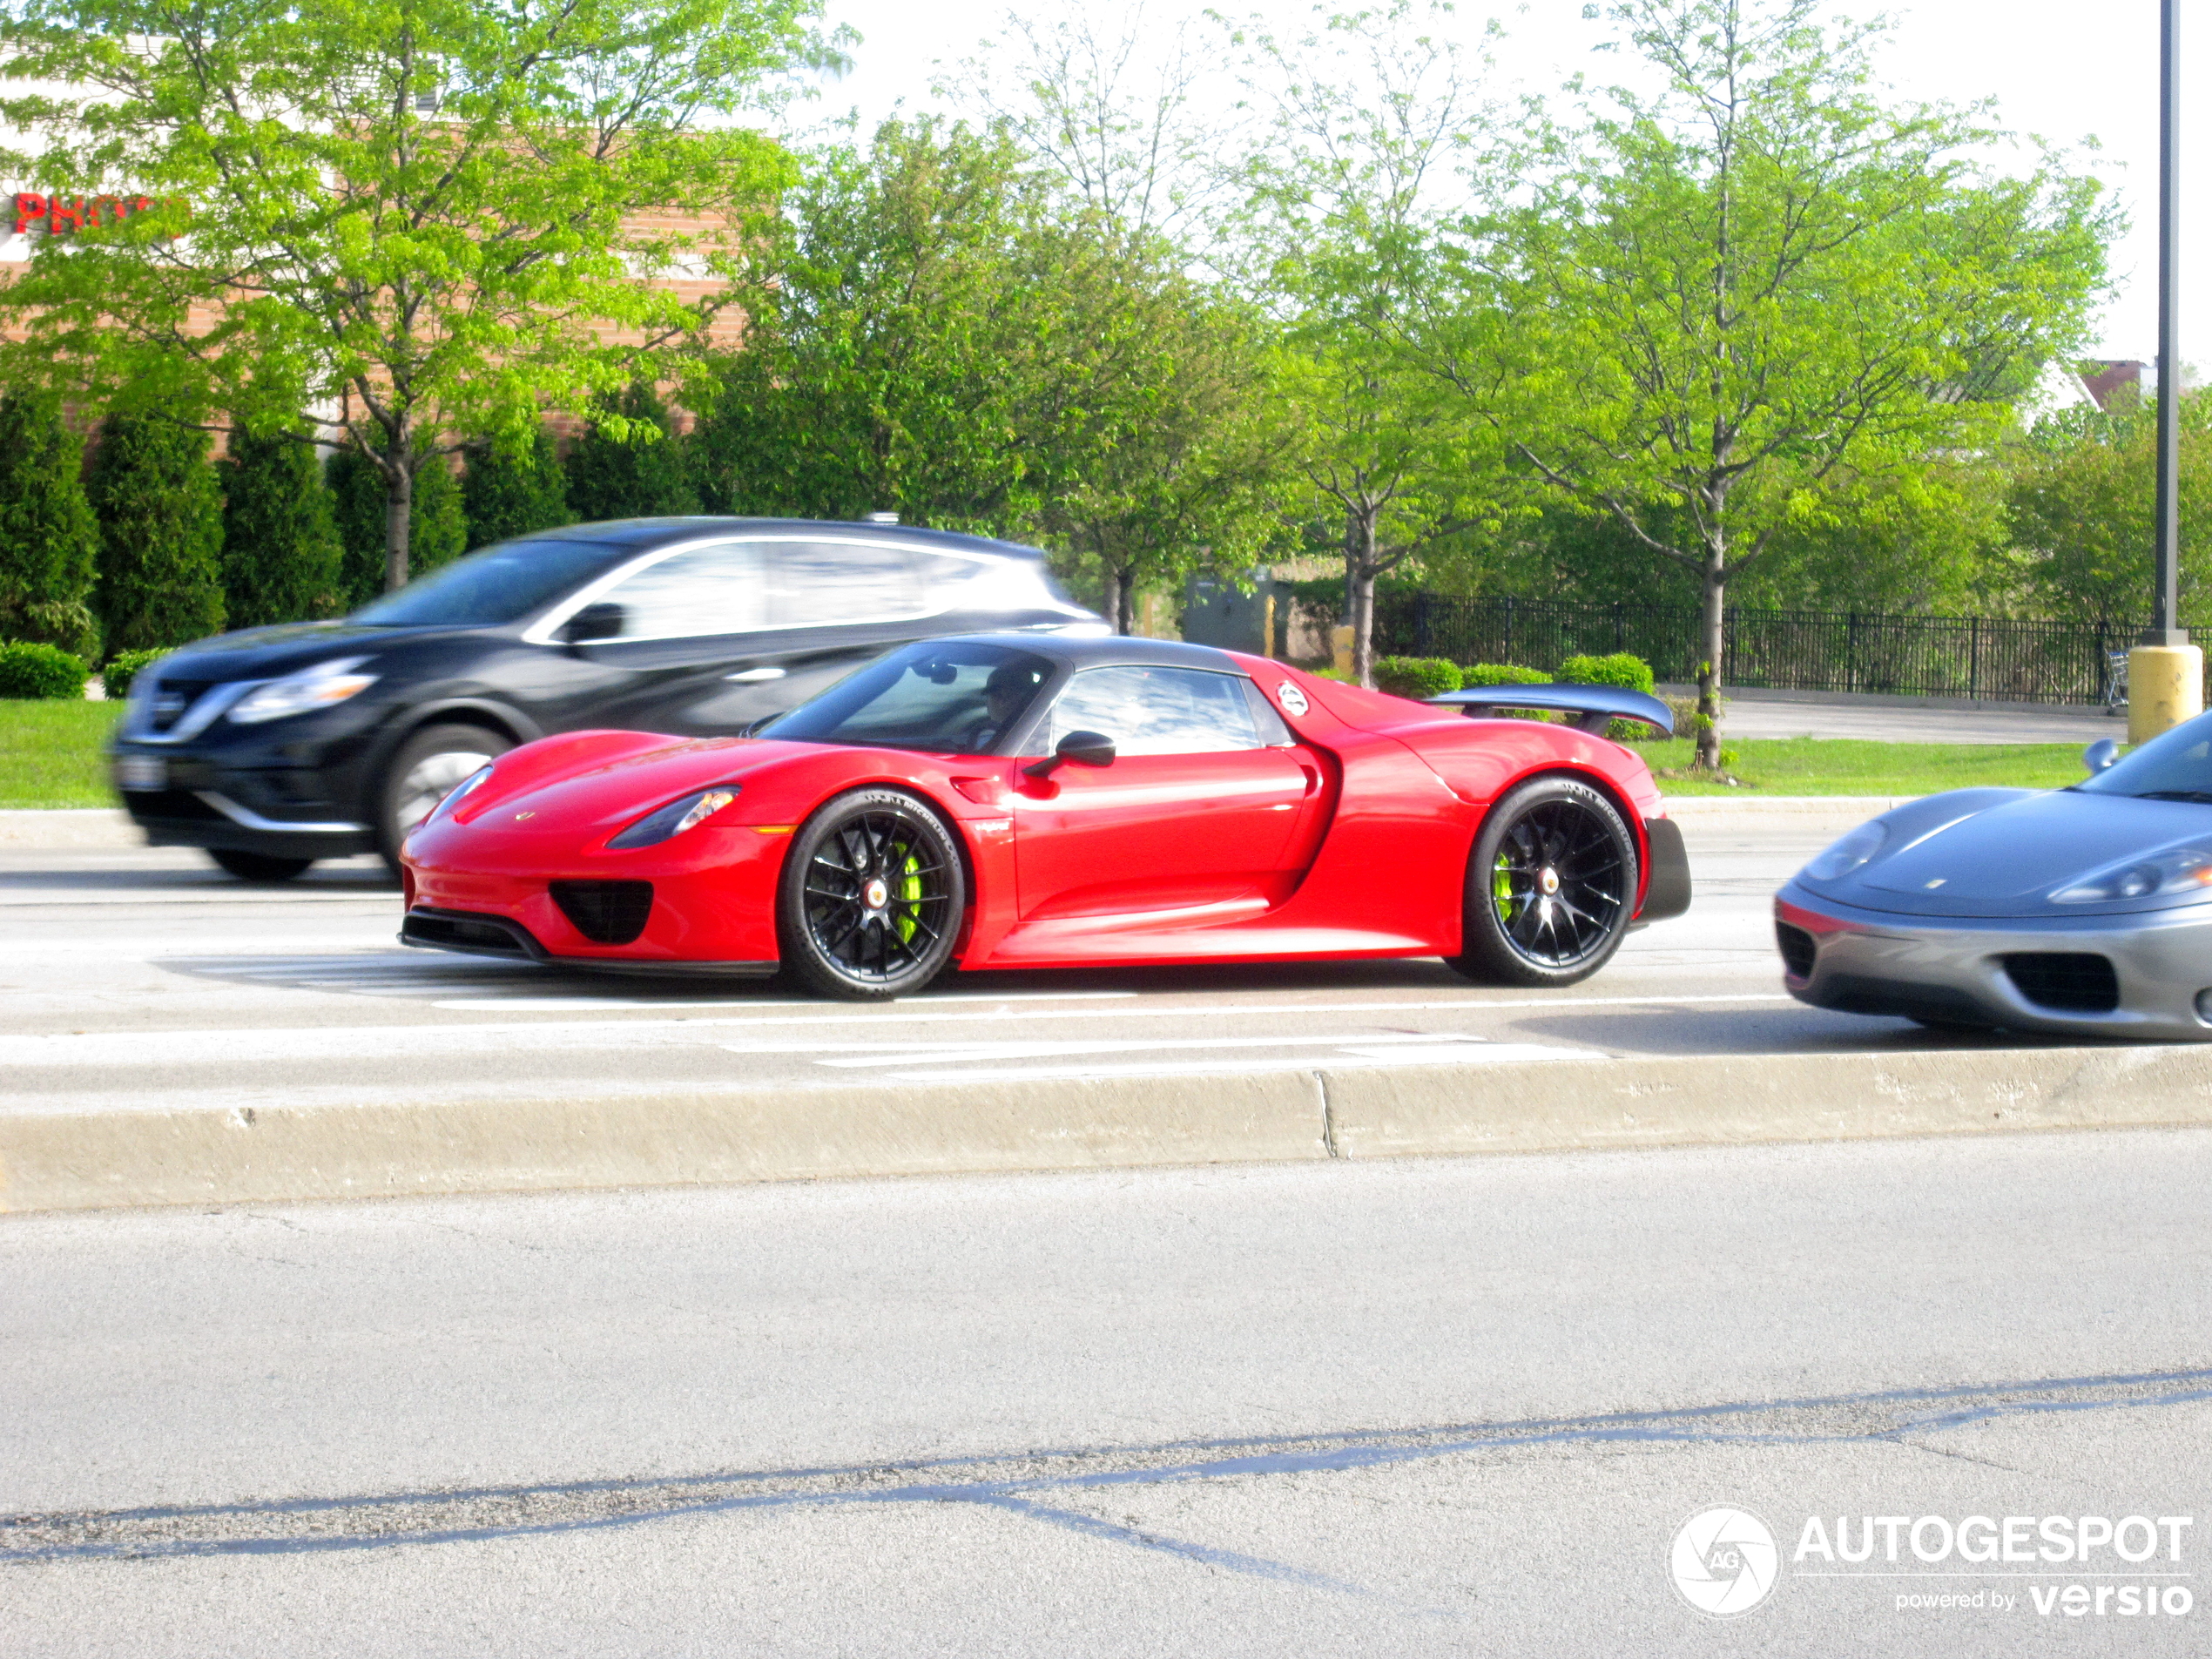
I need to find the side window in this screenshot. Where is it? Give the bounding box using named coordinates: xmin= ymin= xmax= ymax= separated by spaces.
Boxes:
xmin=598 ymin=542 xmax=766 ymax=639
xmin=1047 ymin=665 xmax=1266 ymax=756
xmin=766 ymin=542 xmax=925 ymax=627
xmin=1242 ymin=679 xmax=1298 ymax=745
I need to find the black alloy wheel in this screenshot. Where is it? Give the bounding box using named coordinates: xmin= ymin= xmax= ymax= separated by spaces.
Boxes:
xmin=207 ymin=848 xmax=314 ymax=882
xmin=1448 ymin=776 xmax=1638 ymax=988
xmin=778 ymin=789 xmax=966 ymax=1000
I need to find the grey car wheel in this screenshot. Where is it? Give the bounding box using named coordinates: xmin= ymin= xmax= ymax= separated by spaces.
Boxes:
xmin=379 ymin=724 xmax=511 ymax=873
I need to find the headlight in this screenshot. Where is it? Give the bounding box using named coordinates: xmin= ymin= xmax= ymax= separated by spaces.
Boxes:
xmin=2051 ymin=844 xmax=2212 ymax=904
xmin=1804 ymin=820 xmax=1888 ymax=880
xmin=607 ymin=787 xmax=740 ymax=850
xmin=428 ymin=764 xmax=495 ymax=826
xmin=228 ymin=658 xmax=376 ymax=725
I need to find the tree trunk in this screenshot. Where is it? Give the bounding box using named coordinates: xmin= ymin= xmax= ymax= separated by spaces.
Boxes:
xmin=1114 ymin=564 xmax=1137 ymax=635
xmin=383 ymin=459 xmax=414 ymax=593
xmin=1696 ymin=554 xmax=1726 ymax=771
xmin=1346 ymin=509 xmax=1379 ymax=688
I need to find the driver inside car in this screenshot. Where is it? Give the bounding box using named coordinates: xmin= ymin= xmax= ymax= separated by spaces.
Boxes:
xmin=963 ymin=659 xmax=1049 ymax=752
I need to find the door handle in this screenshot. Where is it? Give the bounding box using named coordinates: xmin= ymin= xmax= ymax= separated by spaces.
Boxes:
xmin=725 ymin=666 xmax=786 ymax=683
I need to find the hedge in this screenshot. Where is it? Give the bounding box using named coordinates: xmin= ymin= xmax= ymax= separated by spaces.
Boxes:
xmin=1555 ymin=651 xmax=1656 ymax=693
xmin=1462 ymin=662 xmax=1552 ymax=688
xmin=463 ymin=429 xmax=573 ymax=550
xmin=564 ymin=382 xmax=700 ymax=522
xmin=1372 ymin=656 xmax=1463 ymax=699
xmin=85 ymin=411 xmax=226 ymax=656
xmin=103 ymin=647 xmax=166 ymax=701
xmin=0 ymin=641 xmax=91 ymax=698
xmin=221 ymin=428 xmax=344 ymax=629
xmin=0 ymin=393 xmax=100 ymax=659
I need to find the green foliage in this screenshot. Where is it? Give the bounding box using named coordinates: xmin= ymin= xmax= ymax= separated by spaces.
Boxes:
xmin=463 ymin=431 xmax=573 ymax=549
xmin=1372 ymin=656 xmax=1463 ymax=698
xmin=84 ymin=412 xmax=225 ymax=655
xmin=0 ymin=640 xmax=89 ymax=698
xmin=0 ymin=0 xmax=818 ymax=586
xmin=1556 ymin=652 xmax=1655 ymax=693
xmin=0 ymin=698 xmax=121 ymax=804
xmin=219 ymin=430 xmax=344 ymax=630
xmin=2010 ymin=392 xmax=2212 ymax=630
xmin=0 ymin=392 xmax=99 ymax=658
xmin=1462 ymin=663 xmax=1553 ymax=687
xmin=328 ymin=449 xmax=467 ymax=610
xmin=101 ymin=646 xmax=164 ymax=700
xmin=563 ymin=385 xmax=699 ymax=523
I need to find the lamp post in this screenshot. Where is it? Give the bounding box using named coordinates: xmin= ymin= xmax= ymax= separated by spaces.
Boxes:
xmin=2132 ymin=0 xmax=2206 ymax=743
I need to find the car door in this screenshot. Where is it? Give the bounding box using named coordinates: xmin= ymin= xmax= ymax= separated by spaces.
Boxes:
xmin=1012 ymin=664 xmax=1318 ymax=920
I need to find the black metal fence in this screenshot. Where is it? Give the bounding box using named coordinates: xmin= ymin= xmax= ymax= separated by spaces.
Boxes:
xmin=1370 ymin=592 xmax=2131 ymax=706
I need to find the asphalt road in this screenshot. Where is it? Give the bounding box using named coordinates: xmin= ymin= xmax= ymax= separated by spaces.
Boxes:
xmin=0 ymin=803 xmax=1985 ymax=1121
xmin=4 ymin=1131 xmax=2209 ymax=1656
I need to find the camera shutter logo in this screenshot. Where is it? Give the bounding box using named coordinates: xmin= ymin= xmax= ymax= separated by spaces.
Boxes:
xmin=1670 ymin=1507 xmax=1779 ymax=1617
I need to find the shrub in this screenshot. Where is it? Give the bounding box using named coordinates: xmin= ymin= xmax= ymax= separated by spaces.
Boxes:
xmin=1555 ymin=651 xmax=1656 ymax=693
xmin=1372 ymin=656 xmax=1464 ymax=699
xmin=564 ymin=382 xmax=700 ymax=522
xmin=462 ymin=429 xmax=572 ymax=550
xmin=103 ymin=647 xmax=166 ymax=701
xmin=0 ymin=392 xmax=100 ymax=658
xmin=0 ymin=641 xmax=90 ymax=698
xmin=328 ymin=448 xmax=469 ymax=608
xmin=220 ymin=429 xmax=344 ymax=629
xmin=1461 ymin=662 xmax=1552 ymax=688
xmin=86 ymin=412 xmax=226 ymax=656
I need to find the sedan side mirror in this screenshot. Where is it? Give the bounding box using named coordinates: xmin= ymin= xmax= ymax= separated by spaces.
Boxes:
xmin=2083 ymin=738 xmax=2120 ymax=774
xmin=558 ymin=601 xmax=626 ymax=647
xmin=1022 ymin=730 xmax=1116 ymax=779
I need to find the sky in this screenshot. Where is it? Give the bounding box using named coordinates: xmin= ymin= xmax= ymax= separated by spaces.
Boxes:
xmin=801 ymin=0 xmax=2190 ymax=368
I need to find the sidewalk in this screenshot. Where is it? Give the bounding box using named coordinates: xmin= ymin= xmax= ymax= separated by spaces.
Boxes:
xmin=1657 ymin=685 xmax=2121 ymax=745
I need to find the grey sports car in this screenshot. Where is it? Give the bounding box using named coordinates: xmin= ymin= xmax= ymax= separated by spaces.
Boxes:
xmin=1776 ymin=715 xmax=2212 ymax=1039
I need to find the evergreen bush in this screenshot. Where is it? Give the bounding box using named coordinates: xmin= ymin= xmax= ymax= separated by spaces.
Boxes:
xmin=219 ymin=430 xmax=343 ymax=629
xmin=462 ymin=430 xmax=572 ymax=549
xmin=103 ymin=647 xmax=165 ymax=700
xmin=1555 ymin=651 xmax=1656 ymax=692
xmin=327 ymin=447 xmax=469 ymax=607
xmin=0 ymin=641 xmax=90 ymax=698
xmin=86 ymin=412 xmax=226 ymax=656
xmin=1461 ymin=663 xmax=1553 ymax=687
xmin=0 ymin=393 xmax=100 ymax=658
xmin=564 ymin=383 xmax=699 ymax=522
xmin=1372 ymin=656 xmax=1464 ymax=699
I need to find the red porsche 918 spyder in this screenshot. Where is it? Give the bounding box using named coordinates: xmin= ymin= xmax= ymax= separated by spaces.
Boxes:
xmin=398 ymin=635 xmax=1691 ymax=999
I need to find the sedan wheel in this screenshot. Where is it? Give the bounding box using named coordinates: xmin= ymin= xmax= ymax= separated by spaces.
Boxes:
xmin=1449 ymin=777 xmax=1638 ymax=987
xmin=379 ymin=724 xmax=511 ymax=873
xmin=779 ymin=789 xmax=965 ymax=1000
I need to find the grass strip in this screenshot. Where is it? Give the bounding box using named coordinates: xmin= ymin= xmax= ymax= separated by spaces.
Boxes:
xmin=0 ymin=701 xmax=125 ymax=807
xmin=1640 ymin=737 xmax=2094 ymax=797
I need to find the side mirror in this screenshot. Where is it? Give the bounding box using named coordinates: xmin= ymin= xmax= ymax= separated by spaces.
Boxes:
xmin=558 ymin=601 xmax=626 ymax=646
xmin=2083 ymin=738 xmax=2120 ymax=774
xmin=1022 ymin=730 xmax=1116 ymax=779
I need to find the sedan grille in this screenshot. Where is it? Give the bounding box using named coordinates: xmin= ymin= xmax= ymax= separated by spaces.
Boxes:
xmin=1775 ymin=922 xmax=1817 ymax=980
xmin=2001 ymin=953 xmax=2120 ymax=1014
xmin=146 ymin=678 xmax=213 ymax=732
xmin=550 ymin=880 xmax=654 ymax=945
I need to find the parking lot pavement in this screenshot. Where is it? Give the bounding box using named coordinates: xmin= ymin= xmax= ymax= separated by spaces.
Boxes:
xmin=1685 ymin=687 xmax=2124 ymax=744
xmin=0 ymin=806 xmax=1926 ymax=1116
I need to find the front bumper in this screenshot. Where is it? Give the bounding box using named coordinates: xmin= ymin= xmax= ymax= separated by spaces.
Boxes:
xmin=1776 ymin=880 xmax=2212 ymax=1040
xmin=109 ymin=701 xmax=384 ymax=859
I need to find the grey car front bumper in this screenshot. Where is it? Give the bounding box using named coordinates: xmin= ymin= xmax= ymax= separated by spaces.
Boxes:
xmin=1775 ymin=880 xmax=2212 ymax=1040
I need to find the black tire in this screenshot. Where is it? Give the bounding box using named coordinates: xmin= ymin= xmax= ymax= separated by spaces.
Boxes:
xmin=778 ymin=789 xmax=966 ymax=1001
xmin=377 ymin=723 xmax=513 ymax=874
xmin=207 ymin=848 xmax=314 ymax=882
xmin=1447 ymin=776 xmax=1639 ymax=988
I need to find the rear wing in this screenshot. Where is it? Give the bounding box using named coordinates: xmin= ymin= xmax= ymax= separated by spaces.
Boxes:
xmin=1427 ymin=684 xmax=1675 ymax=736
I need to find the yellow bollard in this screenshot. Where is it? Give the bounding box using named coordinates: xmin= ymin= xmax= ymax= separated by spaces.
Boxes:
xmin=2128 ymin=644 xmax=2205 ymax=745
xmin=1332 ymin=624 xmax=1354 ymax=678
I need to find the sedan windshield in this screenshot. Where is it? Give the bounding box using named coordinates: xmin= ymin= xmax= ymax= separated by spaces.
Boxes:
xmin=352 ymin=539 xmax=618 ymax=627
xmin=759 ymin=643 xmax=1053 ymax=754
xmin=2078 ymin=710 xmax=2212 ymax=801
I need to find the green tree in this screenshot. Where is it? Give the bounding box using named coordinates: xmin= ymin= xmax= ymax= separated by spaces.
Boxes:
xmin=2010 ymin=391 xmax=2212 ymax=631
xmin=84 ymin=411 xmax=225 ymax=655
xmin=563 ymin=384 xmax=699 ymax=522
xmin=329 ymin=448 xmax=467 ymax=610
xmin=462 ymin=430 xmax=573 ymax=549
xmin=1444 ymin=0 xmax=2110 ymax=766
xmin=0 ymin=391 xmax=98 ymax=656
xmin=0 ymin=0 xmax=822 ymax=590
xmin=219 ymin=430 xmax=344 ymax=629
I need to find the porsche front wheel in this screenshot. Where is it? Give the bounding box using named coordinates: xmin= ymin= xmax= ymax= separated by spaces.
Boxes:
xmin=779 ymin=790 xmax=966 ymax=1000
xmin=1448 ymin=778 xmax=1638 ymax=988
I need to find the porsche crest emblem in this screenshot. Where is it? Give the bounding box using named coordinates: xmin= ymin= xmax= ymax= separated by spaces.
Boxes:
xmin=1276 ymin=681 xmax=1309 ymax=717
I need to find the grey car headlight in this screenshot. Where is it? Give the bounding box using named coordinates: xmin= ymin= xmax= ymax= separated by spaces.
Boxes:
xmin=607 ymin=787 xmax=741 ymax=850
xmin=1804 ymin=820 xmax=1888 ymax=880
xmin=227 ymin=658 xmax=377 ymax=725
xmin=2050 ymin=842 xmax=2212 ymax=903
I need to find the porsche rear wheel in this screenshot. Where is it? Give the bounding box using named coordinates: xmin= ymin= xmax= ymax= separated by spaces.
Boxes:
xmin=779 ymin=790 xmax=965 ymax=1001
xmin=1447 ymin=777 xmax=1637 ymax=988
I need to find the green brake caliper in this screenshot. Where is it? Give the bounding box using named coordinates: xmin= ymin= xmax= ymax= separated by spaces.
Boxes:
xmin=895 ymin=851 xmax=922 ymax=943
xmin=1492 ymin=854 xmax=1516 ymax=924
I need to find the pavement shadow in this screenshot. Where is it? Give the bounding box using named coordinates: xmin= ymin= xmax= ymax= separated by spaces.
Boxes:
xmin=1507 ymin=1006 xmax=2085 ymax=1055
xmin=0 ymin=861 xmax=395 ymax=896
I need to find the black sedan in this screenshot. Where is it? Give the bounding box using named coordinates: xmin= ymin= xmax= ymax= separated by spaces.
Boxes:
xmin=109 ymin=517 xmax=1105 ymax=879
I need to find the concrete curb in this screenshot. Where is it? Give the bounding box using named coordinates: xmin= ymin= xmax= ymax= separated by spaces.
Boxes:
xmin=8 ymin=1044 xmax=2210 ymax=1214
xmin=0 ymin=808 xmax=139 ymax=848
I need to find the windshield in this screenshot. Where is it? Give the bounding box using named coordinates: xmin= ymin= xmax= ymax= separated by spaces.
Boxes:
xmin=351 ymin=539 xmax=617 ymax=627
xmin=2078 ymin=710 xmax=2212 ymax=803
xmin=759 ymin=642 xmax=1053 ymax=754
